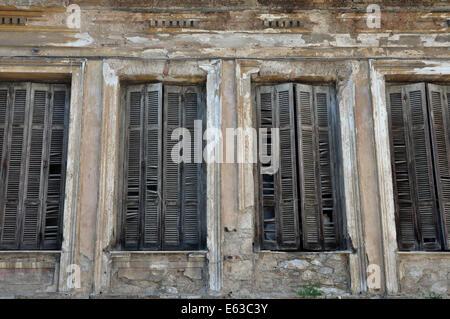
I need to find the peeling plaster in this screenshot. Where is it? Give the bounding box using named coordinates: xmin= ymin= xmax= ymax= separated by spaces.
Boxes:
xmin=103 ymin=62 xmax=118 ymax=88
xmin=53 ymin=32 xmax=94 ymax=47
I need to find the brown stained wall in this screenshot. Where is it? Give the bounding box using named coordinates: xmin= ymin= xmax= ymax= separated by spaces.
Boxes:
xmin=0 ymin=0 xmax=448 ymax=298
xmin=109 ymin=253 xmax=207 ymax=296
xmin=0 ymin=252 xmax=60 ymax=295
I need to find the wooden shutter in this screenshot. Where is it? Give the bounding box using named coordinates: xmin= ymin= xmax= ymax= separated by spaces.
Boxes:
xmin=181 ymin=87 xmax=204 ymax=250
xmin=427 ymin=84 xmax=450 ymax=249
xmin=123 ymin=84 xmax=204 ymax=251
xmin=257 ymin=84 xmax=300 ymax=250
xmin=0 ymin=83 xmax=29 ymax=249
xmin=163 ymin=86 xmax=204 ymax=250
xmin=21 ymin=84 xmax=49 ymax=249
xmin=0 ymin=84 xmax=9 ymax=247
xmin=123 ymin=85 xmax=145 ymax=249
xmin=42 ymin=85 xmax=69 ymax=249
xmin=295 ymin=85 xmax=337 ymax=250
xmin=276 ymin=84 xmax=300 ymax=249
xmin=143 ymin=83 xmax=162 ymax=249
xmin=314 ymin=86 xmax=337 ymax=249
xmin=256 ymin=85 xmax=278 ymax=250
xmin=0 ymin=83 xmax=68 ymax=250
xmin=163 ymin=86 xmax=182 ymax=249
xmin=388 ymin=83 xmax=440 ymax=251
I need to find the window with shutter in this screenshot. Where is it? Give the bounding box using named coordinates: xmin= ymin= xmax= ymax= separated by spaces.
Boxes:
xmin=387 ymin=82 xmax=449 ymax=251
xmin=427 ymin=84 xmax=450 ymax=250
xmin=256 ymin=83 xmax=341 ymax=251
xmin=122 ymin=83 xmax=206 ymax=251
xmin=0 ymin=82 xmax=69 ymax=250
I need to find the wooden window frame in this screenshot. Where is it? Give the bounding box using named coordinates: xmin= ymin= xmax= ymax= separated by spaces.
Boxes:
xmin=119 ymin=82 xmax=207 ymax=251
xmin=0 ymin=82 xmax=70 ymax=250
xmin=387 ymin=82 xmax=450 ymax=252
xmin=255 ymin=82 xmax=344 ymax=251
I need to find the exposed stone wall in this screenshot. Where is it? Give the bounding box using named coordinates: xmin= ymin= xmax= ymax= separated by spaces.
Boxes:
xmin=228 ymin=252 xmax=350 ymax=297
xmin=109 ymin=253 xmax=207 ymax=297
xmin=398 ymin=253 xmax=450 ymax=298
xmin=0 ymin=0 xmax=448 ymax=299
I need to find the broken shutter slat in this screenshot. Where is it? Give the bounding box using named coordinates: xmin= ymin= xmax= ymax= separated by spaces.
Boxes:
xmin=296 ymin=84 xmax=321 ymax=250
xmin=143 ymin=83 xmax=162 ymax=249
xmin=256 ymin=85 xmax=278 ymax=250
xmin=314 ymin=86 xmax=337 ymax=250
xmin=163 ymin=85 xmax=182 ymax=249
xmin=275 ymin=83 xmax=300 ymax=250
xmin=0 ymin=84 xmax=29 ymax=249
xmin=124 ymin=85 xmax=145 ymax=249
xmin=427 ymin=84 xmax=450 ymax=249
xmin=0 ymin=85 xmax=9 ymax=248
xmin=0 ymin=83 xmax=68 ymax=250
xmin=405 ymin=83 xmax=440 ymax=250
xmin=388 ymin=83 xmax=441 ymax=251
xmin=42 ymin=84 xmax=68 ymax=249
xmin=387 ymin=85 xmax=418 ymax=250
xmin=21 ymin=84 xmax=49 ymax=249
xmin=181 ymin=87 xmax=203 ymax=250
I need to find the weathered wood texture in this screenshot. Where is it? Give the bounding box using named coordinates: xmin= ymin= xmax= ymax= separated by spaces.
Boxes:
xmin=0 ymin=0 xmax=448 ymax=298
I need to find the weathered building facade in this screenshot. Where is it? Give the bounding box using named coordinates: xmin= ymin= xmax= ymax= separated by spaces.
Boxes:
xmin=0 ymin=0 xmax=449 ymax=298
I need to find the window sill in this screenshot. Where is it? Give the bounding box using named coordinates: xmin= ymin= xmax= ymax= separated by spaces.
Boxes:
xmin=108 ymin=250 xmax=208 ymax=257
xmin=397 ymin=251 xmax=450 ymax=256
xmin=257 ymin=250 xmax=353 ymax=254
xmin=0 ymin=250 xmax=62 ymax=254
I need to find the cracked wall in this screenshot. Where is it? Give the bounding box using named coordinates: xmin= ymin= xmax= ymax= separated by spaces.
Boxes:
xmin=0 ymin=0 xmax=448 ymax=298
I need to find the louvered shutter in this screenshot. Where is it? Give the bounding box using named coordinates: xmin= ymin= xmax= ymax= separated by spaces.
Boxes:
xmin=42 ymin=85 xmax=69 ymax=249
xmin=388 ymin=83 xmax=440 ymax=251
xmin=257 ymin=84 xmax=300 ymax=250
xmin=162 ymin=86 xmax=205 ymax=250
xmin=427 ymin=84 xmax=450 ymax=249
xmin=387 ymin=86 xmax=417 ymax=250
xmin=143 ymin=83 xmax=162 ymax=249
xmin=21 ymin=84 xmax=49 ymax=249
xmin=295 ymin=85 xmax=338 ymax=250
xmin=256 ymin=85 xmax=278 ymax=250
xmin=0 ymin=84 xmax=8 ymax=181
xmin=275 ymin=84 xmax=300 ymax=249
xmin=123 ymin=84 xmax=204 ymax=251
xmin=296 ymin=84 xmax=321 ymax=250
xmin=314 ymin=86 xmax=337 ymax=250
xmin=0 ymin=84 xmax=28 ymax=249
xmin=0 ymin=83 xmax=68 ymax=250
xmin=163 ymin=86 xmax=182 ymax=249
xmin=0 ymin=85 xmax=9 ymax=245
xmin=181 ymin=87 xmax=204 ymax=250
xmin=123 ymin=85 xmax=145 ymax=249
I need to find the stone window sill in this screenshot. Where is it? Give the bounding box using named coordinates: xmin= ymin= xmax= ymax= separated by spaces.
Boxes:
xmin=0 ymin=250 xmax=62 ymax=254
xmin=108 ymin=250 xmax=208 ymax=257
xmin=397 ymin=251 xmax=450 ymax=256
xmin=257 ymin=250 xmax=353 ymax=254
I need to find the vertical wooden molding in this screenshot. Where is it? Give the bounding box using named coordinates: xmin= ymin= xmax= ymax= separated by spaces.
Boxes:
xmin=199 ymin=59 xmax=223 ymax=293
xmin=58 ymin=61 xmax=86 ymax=293
xmin=353 ymin=60 xmax=387 ymax=296
xmin=369 ymin=60 xmax=399 ymax=295
xmin=337 ymin=62 xmax=366 ymax=295
xmin=93 ymin=61 xmax=120 ymax=294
